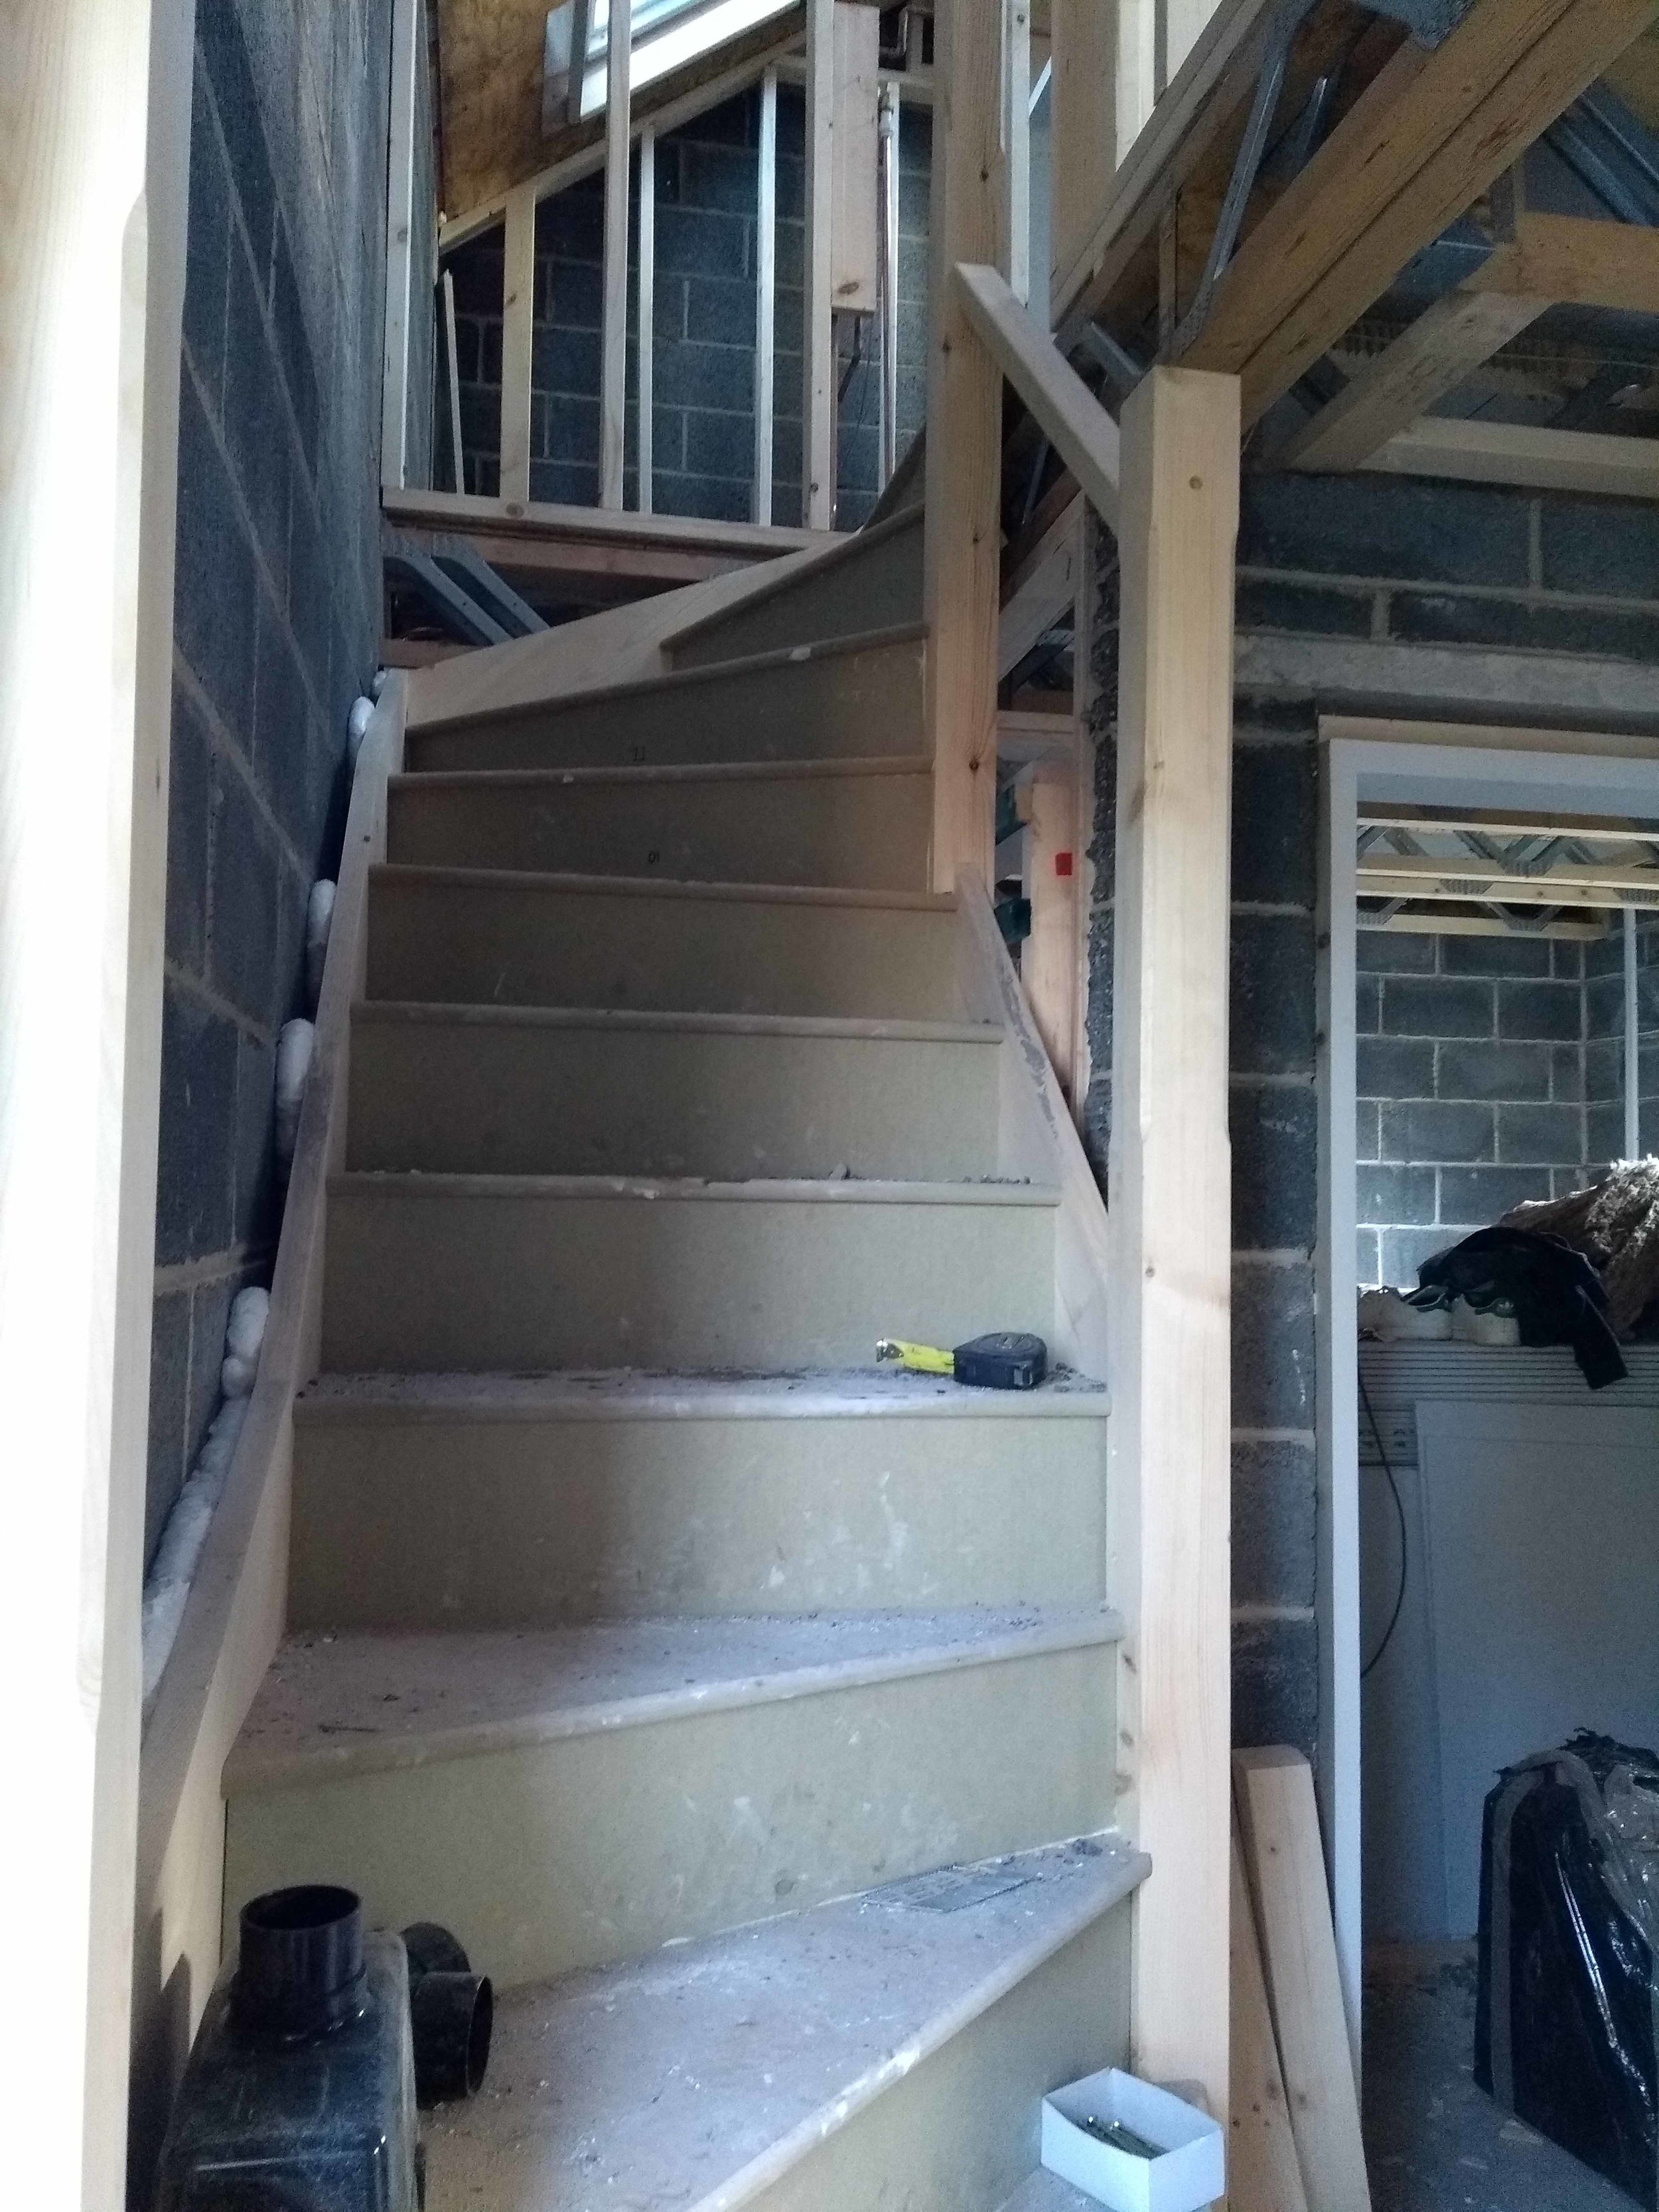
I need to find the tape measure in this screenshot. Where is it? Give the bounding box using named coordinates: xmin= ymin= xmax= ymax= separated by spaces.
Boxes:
xmin=875 ymin=1332 xmax=1048 ymax=1390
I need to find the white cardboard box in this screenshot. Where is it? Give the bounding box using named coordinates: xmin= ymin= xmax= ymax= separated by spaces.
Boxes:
xmin=1041 ymin=2067 xmax=1225 ymax=2212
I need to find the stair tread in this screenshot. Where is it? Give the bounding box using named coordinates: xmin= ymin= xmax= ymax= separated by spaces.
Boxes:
xmin=372 ymin=861 xmax=957 ymax=911
xmin=295 ymin=1365 xmax=1110 ymax=1423
xmin=421 ymin=1832 xmax=1149 ymax=2212
xmin=415 ymin=620 xmax=928 ymax=737
xmin=997 ymin=2174 xmax=1108 ymax=2211
xmin=226 ymin=1606 xmax=1125 ymax=1792
xmin=329 ymin=1170 xmax=1059 ymax=1206
xmin=393 ymin=752 xmax=930 ymax=790
xmin=353 ymin=1000 xmax=1001 ymax=1045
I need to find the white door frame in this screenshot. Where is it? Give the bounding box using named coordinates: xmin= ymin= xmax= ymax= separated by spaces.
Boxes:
xmin=1317 ymin=717 xmax=1659 ymax=2063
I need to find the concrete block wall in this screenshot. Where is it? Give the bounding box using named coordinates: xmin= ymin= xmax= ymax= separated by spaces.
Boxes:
xmin=447 ymin=90 xmax=930 ymax=527
xmin=1356 ymin=929 xmax=1591 ymax=1288
xmin=1086 ymin=468 xmax=1659 ymax=1760
xmin=153 ymin=0 xmax=390 ymax=1568
xmin=1584 ymin=917 xmax=1659 ymax=1163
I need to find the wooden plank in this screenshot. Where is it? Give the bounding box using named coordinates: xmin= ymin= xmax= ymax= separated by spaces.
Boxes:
xmin=954 ymin=263 xmax=1121 ymax=525
xmin=8 ymin=0 xmax=193 ymax=2189
xmin=382 ymin=0 xmax=425 ymax=491
xmin=924 ymin=0 xmax=1007 ymax=887
xmin=384 ymin=484 xmax=827 ymax=553
xmin=1277 ymin=287 xmax=1550 ymax=472
xmin=638 ymin=125 xmax=656 ymax=514
xmin=1183 ymin=0 xmax=1659 ymax=425
xmin=756 ymin=69 xmax=778 ymax=522
xmin=1234 ymin=1747 xmax=1372 ymax=2212
xmin=601 ymin=0 xmax=632 ymax=511
xmin=500 ymin=183 xmax=538 ymax=504
xmin=443 ymin=268 xmax=466 ymax=492
xmin=833 ymin=0 xmax=881 ymax=312
xmin=879 ymin=80 xmax=901 ymax=480
xmin=1231 ymin=1815 xmax=1311 ymax=2212
xmin=1006 ymin=0 xmax=1033 ymax=305
xmin=1108 ymin=366 xmax=1240 ymax=2125
xmin=999 ymin=494 xmax=1082 ymax=677
xmin=440 ymin=12 xmax=805 ymax=251
xmin=804 ymin=0 xmax=837 ymax=525
xmin=1358 ymin=413 xmax=1659 ymax=498
xmin=1050 ymin=0 xmax=1119 ymax=301
xmin=1472 ymin=207 xmax=1659 ymax=314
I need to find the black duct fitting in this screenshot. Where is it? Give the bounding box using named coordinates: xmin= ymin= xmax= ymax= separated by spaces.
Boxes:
xmin=402 ymin=1923 xmax=493 ymax=2106
xmin=234 ymin=1884 xmax=368 ymax=2039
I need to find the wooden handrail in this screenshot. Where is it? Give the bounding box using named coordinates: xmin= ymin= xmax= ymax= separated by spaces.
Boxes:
xmin=954 ymin=263 xmax=1121 ymax=527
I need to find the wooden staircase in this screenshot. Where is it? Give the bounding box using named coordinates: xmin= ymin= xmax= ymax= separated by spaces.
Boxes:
xmin=220 ymin=497 xmax=1137 ymax=2211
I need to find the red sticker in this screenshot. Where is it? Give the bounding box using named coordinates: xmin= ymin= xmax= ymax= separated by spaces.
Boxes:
xmin=1054 ymin=851 xmax=1074 ymax=877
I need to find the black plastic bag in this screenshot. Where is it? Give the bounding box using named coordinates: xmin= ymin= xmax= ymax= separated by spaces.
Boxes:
xmin=1476 ymin=1732 xmax=1659 ymax=2206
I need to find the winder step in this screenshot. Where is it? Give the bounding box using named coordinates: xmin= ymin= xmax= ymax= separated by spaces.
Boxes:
xmin=419 ymin=1832 xmax=1150 ymax=2212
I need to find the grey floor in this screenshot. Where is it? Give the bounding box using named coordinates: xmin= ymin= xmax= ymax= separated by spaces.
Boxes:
xmin=1362 ymin=1944 xmax=1636 ymax=2212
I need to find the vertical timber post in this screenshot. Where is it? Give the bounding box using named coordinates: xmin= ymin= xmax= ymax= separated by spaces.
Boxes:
xmin=802 ymin=0 xmax=835 ymax=528
xmin=500 ymin=183 xmax=538 ymax=504
xmin=924 ymin=0 xmax=1007 ymax=889
xmin=1 ymin=0 xmax=192 ymax=2198
xmin=1108 ymin=364 xmax=1240 ymax=2126
xmin=637 ymin=125 xmax=656 ymax=515
xmin=755 ymin=68 xmax=778 ymax=524
xmin=601 ymin=0 xmax=633 ymax=511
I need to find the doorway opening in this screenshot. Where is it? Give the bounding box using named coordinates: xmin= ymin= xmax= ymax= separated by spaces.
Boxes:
xmin=1320 ymin=728 xmax=1659 ymax=2210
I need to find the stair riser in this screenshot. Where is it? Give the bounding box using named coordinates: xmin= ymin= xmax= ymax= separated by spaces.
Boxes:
xmin=405 ymin=636 xmax=924 ymax=774
xmin=322 ymin=1187 xmax=1056 ymax=1370
xmin=386 ymin=768 xmax=932 ymax=892
xmin=223 ymin=1644 xmax=1118 ymax=1988
xmin=756 ymin=1903 xmax=1132 ymax=2212
xmin=367 ymin=875 xmax=962 ymax=1022
xmin=668 ymin=516 xmax=924 ymax=669
xmin=346 ymin=1020 xmax=999 ymax=1179
xmin=289 ymin=1411 xmax=1110 ymax=1629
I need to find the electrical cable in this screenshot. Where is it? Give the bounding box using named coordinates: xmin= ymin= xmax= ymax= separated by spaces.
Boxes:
xmin=1358 ymin=1362 xmax=1408 ymax=1679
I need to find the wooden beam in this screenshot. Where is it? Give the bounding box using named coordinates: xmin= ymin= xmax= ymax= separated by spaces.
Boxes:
xmin=879 ymin=80 xmax=901 ymax=481
xmin=601 ymin=0 xmax=632 ymax=510
xmin=383 ymin=484 xmax=826 ymax=554
xmin=1358 ymin=413 xmax=1659 ymax=498
xmin=1230 ymin=1816 xmax=1310 ymax=2212
xmin=924 ymin=0 xmax=1007 ymax=888
xmin=1234 ymin=1748 xmax=1371 ymax=2212
xmin=1181 ymin=0 xmax=1659 ymax=425
xmin=804 ymin=0 xmax=836 ymax=526
xmin=500 ymin=183 xmax=538 ymax=504
xmin=999 ymin=492 xmax=1082 ymax=677
xmin=1108 ymin=365 xmax=1239 ymax=2124
xmin=1053 ymin=0 xmax=1280 ymax=328
xmin=756 ymin=68 xmax=778 ymax=522
xmin=382 ymin=0 xmax=425 ymax=491
xmin=1277 ymin=286 xmax=1550 ymax=472
xmin=638 ymin=125 xmax=656 ymax=514
xmin=5 ymin=0 xmax=192 ymax=2192
xmin=1050 ymin=0 xmax=1119 ymax=303
xmin=833 ymin=0 xmax=882 ymax=312
xmin=954 ymin=264 xmax=1121 ymax=524
xmin=1473 ymin=206 xmax=1659 ymax=314
xmin=443 ymin=269 xmax=465 ymax=492
xmin=1006 ymin=0 xmax=1033 ymax=305
xmin=439 ymin=13 xmax=805 ymax=251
